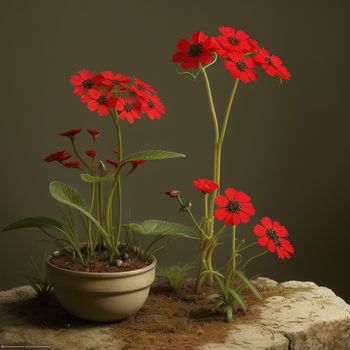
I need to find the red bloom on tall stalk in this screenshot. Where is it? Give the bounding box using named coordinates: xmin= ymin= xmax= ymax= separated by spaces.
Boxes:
xmin=141 ymin=94 xmax=165 ymax=120
xmin=172 ymin=31 xmax=216 ymax=69
xmin=87 ymin=129 xmax=101 ymax=139
xmin=59 ymin=129 xmax=82 ymax=138
xmin=216 ymin=27 xmax=256 ymax=58
xmin=101 ymin=71 xmax=130 ymax=91
xmin=44 ymin=151 xmax=71 ymax=162
xmin=214 ymin=188 xmax=255 ymax=225
xmin=82 ymin=89 xmax=115 ymax=116
xmin=70 ymin=70 xmax=97 ymax=96
xmin=115 ymin=97 xmax=141 ymax=124
xmin=253 ymin=217 xmax=294 ymax=259
xmin=63 ymin=161 xmax=81 ymax=168
xmin=106 ymin=159 xmax=118 ymax=167
xmin=254 ymin=48 xmax=291 ymax=80
xmin=224 ymin=52 xmax=257 ymax=83
xmin=193 ymin=178 xmax=219 ymax=194
xmin=85 ymin=150 xmax=96 ymax=158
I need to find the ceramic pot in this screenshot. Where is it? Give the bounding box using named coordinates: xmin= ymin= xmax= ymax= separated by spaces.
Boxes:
xmin=47 ymin=255 xmax=156 ymax=322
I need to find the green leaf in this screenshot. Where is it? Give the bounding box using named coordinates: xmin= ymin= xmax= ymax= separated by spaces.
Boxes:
xmin=225 ymin=305 xmax=233 ymax=322
xmin=2 ymin=216 xmax=64 ymax=232
xmin=122 ymin=150 xmax=185 ymax=164
xmin=125 ymin=220 xmax=197 ymax=239
xmin=80 ymin=173 xmax=114 ymax=183
xmin=228 ymin=288 xmax=247 ymax=312
xmin=236 ymin=270 xmax=262 ymax=301
xmin=205 ymin=293 xmax=222 ymax=303
xmin=49 ymin=181 xmax=110 ymax=242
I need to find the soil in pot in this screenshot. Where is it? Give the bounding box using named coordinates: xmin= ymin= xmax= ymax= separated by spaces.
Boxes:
xmin=49 ymin=244 xmax=149 ymax=272
xmin=7 ymin=277 xmax=297 ymax=350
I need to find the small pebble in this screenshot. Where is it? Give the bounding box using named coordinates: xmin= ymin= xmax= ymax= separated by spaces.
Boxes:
xmin=52 ymin=250 xmax=61 ymax=257
xmin=123 ymin=252 xmax=129 ymax=260
xmin=116 ymin=259 xmax=123 ymax=267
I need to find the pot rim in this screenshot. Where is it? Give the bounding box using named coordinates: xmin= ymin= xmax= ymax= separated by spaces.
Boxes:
xmin=47 ymin=254 xmax=157 ymax=279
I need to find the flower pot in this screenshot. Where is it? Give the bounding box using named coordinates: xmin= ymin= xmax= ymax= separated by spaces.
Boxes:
xmin=47 ymin=255 xmax=156 ymax=322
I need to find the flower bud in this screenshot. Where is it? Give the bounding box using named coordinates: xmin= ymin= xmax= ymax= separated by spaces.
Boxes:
xmin=164 ymin=190 xmax=180 ymax=198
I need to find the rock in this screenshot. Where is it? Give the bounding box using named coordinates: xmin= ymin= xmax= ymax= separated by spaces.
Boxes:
xmin=0 ymin=279 xmax=349 ymax=349
xmin=201 ymin=278 xmax=350 ymax=350
xmin=115 ymin=259 xmax=123 ymax=267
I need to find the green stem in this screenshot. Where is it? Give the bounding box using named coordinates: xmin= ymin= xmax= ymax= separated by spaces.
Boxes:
xmin=70 ymin=139 xmax=90 ymax=171
xmin=237 ymin=241 xmax=258 ymax=253
xmin=240 ymin=251 xmax=268 ymax=271
xmin=200 ymin=65 xmax=219 ymax=143
xmin=105 ymin=110 xmax=123 ymax=253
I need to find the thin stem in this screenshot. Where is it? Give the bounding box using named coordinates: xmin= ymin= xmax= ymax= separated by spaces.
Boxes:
xmin=70 ymin=139 xmax=90 ymax=171
xmin=218 ymin=79 xmax=239 ymax=145
xmin=200 ymin=65 xmax=219 ymax=143
xmin=237 ymin=241 xmax=258 ymax=253
xmin=204 ymin=194 xmax=208 ymax=218
xmin=232 ymin=225 xmax=237 ymax=272
xmin=240 ymin=251 xmax=268 ymax=271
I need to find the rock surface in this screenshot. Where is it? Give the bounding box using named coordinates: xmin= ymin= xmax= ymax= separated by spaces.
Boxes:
xmin=0 ymin=278 xmax=349 ymax=350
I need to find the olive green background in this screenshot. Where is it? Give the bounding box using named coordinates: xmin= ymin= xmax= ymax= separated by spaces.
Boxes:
xmin=1 ymin=0 xmax=349 ymax=301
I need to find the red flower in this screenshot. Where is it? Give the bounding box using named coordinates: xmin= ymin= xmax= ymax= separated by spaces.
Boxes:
xmin=131 ymin=160 xmax=145 ymax=165
xmin=101 ymin=71 xmax=130 ymax=91
xmin=216 ymin=27 xmax=256 ymax=58
xmin=141 ymin=94 xmax=165 ymax=120
xmin=85 ymin=150 xmax=96 ymax=158
xmin=82 ymin=89 xmax=115 ymax=116
xmin=254 ymin=217 xmax=294 ymax=259
xmin=193 ymin=178 xmax=219 ymax=194
xmin=106 ymin=159 xmax=118 ymax=167
xmin=172 ymin=31 xmax=216 ymax=69
xmin=254 ymin=48 xmax=291 ymax=81
xmin=224 ymin=52 xmax=258 ymax=83
xmin=59 ymin=129 xmax=82 ymax=138
xmin=134 ymin=77 xmax=157 ymax=94
xmin=164 ymin=190 xmax=180 ymax=198
xmin=63 ymin=161 xmax=81 ymax=168
xmin=44 ymin=151 xmax=71 ymax=162
xmin=70 ymin=70 xmax=97 ymax=96
xmin=115 ymin=97 xmax=141 ymax=124
xmin=214 ymin=187 xmax=255 ymax=225
xmin=87 ymin=129 xmax=101 ymax=139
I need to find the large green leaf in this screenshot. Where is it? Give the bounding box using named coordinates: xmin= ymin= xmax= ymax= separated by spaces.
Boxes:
xmin=236 ymin=270 xmax=263 ymax=301
xmin=125 ymin=219 xmax=197 ymax=239
xmin=80 ymin=173 xmax=114 ymax=183
xmin=2 ymin=216 xmax=64 ymax=232
xmin=122 ymin=150 xmax=185 ymax=164
xmin=49 ymin=181 xmax=109 ymax=239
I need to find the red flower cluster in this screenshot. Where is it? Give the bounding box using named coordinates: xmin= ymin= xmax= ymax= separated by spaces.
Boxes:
xmin=172 ymin=26 xmax=290 ymax=83
xmin=254 ymin=217 xmax=294 ymax=259
xmin=71 ymin=70 xmax=165 ymax=123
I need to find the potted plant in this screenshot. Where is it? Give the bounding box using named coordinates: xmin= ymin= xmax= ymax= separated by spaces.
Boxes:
xmin=3 ymin=69 xmax=196 ymax=322
xmin=130 ymin=27 xmax=294 ymax=322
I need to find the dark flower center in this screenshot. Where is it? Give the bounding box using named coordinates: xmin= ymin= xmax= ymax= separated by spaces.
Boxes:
xmin=124 ymin=103 xmax=132 ymax=112
xmin=235 ymin=61 xmax=247 ymax=72
xmin=266 ymin=229 xmax=281 ymax=247
xmin=112 ymin=80 xmax=120 ymax=86
xmin=188 ymin=43 xmax=203 ymax=57
xmin=228 ymin=36 xmax=240 ymax=46
xmin=265 ymin=57 xmax=273 ymax=65
xmin=97 ymin=95 xmax=107 ymax=105
xmin=147 ymin=100 xmax=154 ymax=109
xmin=227 ymin=200 xmax=241 ymax=213
xmin=82 ymin=79 xmax=94 ymax=89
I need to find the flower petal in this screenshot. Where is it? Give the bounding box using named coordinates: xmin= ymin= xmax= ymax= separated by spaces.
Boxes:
xmin=214 ymin=208 xmax=228 ymax=220
xmin=214 ymin=195 xmax=229 ymax=207
xmin=224 ymin=188 xmax=237 ymax=200
xmin=261 ymin=216 xmax=272 ymax=229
